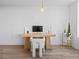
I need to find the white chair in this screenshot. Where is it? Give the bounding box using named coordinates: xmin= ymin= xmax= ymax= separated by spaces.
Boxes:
xmin=30 ymin=36 xmax=45 ymax=57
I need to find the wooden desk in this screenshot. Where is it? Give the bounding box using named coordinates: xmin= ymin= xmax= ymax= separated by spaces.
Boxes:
xmin=23 ymin=32 xmax=55 ymax=50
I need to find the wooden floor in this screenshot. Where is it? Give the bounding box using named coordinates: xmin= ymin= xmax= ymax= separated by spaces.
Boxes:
xmin=0 ymin=45 xmax=79 ymax=59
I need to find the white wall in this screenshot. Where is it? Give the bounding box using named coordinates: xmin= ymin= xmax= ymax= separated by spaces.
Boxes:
xmin=0 ymin=6 xmax=69 ymax=45
xmin=77 ymin=1 xmax=79 ymax=37
xmin=69 ymin=1 xmax=79 ymax=49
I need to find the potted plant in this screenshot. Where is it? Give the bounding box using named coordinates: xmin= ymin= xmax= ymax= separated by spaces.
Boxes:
xmin=66 ymin=22 xmax=72 ymax=40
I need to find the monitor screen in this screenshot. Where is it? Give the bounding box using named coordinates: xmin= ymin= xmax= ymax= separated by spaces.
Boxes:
xmin=32 ymin=26 xmax=43 ymax=32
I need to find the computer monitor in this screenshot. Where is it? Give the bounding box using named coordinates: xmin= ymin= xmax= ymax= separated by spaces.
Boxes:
xmin=32 ymin=26 xmax=43 ymax=32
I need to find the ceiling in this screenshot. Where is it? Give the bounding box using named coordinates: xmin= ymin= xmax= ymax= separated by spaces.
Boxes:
xmin=0 ymin=0 xmax=77 ymax=6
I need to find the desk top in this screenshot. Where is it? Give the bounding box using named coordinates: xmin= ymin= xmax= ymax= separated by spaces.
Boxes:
xmin=23 ymin=32 xmax=56 ymax=37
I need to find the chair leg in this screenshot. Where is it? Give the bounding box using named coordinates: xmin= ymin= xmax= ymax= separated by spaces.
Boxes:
xmin=39 ymin=48 xmax=42 ymax=57
xmin=32 ymin=48 xmax=36 ymax=57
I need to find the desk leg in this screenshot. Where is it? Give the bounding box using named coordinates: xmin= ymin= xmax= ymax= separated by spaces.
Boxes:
xmin=45 ymin=37 xmax=52 ymax=49
xmin=24 ymin=37 xmax=31 ymax=51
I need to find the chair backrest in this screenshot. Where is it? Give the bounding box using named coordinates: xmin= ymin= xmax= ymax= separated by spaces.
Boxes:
xmin=31 ymin=36 xmax=45 ymax=48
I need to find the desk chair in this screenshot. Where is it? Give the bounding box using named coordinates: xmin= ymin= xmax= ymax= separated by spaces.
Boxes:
xmin=30 ymin=36 xmax=45 ymax=57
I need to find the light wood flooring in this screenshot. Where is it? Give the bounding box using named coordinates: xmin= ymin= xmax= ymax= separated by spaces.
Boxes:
xmin=0 ymin=45 xmax=79 ymax=59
